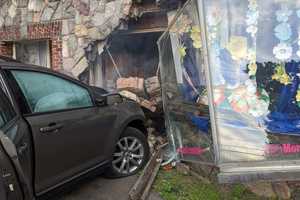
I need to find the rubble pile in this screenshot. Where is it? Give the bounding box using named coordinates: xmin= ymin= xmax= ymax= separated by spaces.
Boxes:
xmin=118 ymin=76 xmax=165 ymax=135
xmin=117 ymin=76 xmax=162 ymax=113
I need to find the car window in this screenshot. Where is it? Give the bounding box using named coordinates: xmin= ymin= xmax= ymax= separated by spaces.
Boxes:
xmin=0 ymin=89 xmax=16 ymax=128
xmin=11 ymin=70 xmax=93 ymax=113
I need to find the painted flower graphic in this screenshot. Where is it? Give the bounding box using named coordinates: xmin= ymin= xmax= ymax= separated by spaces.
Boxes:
xmin=276 ymin=7 xmax=292 ymax=22
xmin=274 ymin=23 xmax=292 ymax=41
xmin=179 ymin=45 xmax=187 ymax=60
xmin=296 ymin=90 xmax=300 ymax=103
xmin=246 ymin=11 xmax=259 ymax=26
xmin=297 ymin=50 xmax=300 ymax=58
xmin=272 ymin=64 xmax=291 ymax=85
xmin=248 ymin=0 xmax=258 ymax=10
xmin=296 ymin=89 xmax=300 ymax=108
xmin=297 ymin=10 xmax=300 ymax=18
xmin=246 ymin=25 xmax=258 ymax=37
xmin=190 ymin=26 xmax=202 ymax=49
xmin=273 ymin=43 xmax=292 ymax=61
xmin=207 ymin=9 xmax=221 ymax=26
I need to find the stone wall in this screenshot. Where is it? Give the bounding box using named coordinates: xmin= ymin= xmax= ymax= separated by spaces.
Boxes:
xmin=0 ymin=0 xmax=132 ymax=76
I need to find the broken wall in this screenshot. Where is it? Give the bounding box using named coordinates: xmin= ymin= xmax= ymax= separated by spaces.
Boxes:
xmin=0 ymin=0 xmax=132 ymax=76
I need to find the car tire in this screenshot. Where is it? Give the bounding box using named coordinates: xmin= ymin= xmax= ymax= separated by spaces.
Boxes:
xmin=106 ymin=127 xmax=150 ymax=178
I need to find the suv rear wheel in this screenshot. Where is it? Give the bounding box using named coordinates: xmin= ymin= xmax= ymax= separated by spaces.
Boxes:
xmin=107 ymin=127 xmax=149 ymax=177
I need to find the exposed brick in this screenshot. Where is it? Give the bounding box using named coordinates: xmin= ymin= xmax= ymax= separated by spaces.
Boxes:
xmin=27 ymin=21 xmax=62 ymax=40
xmin=0 ymin=42 xmax=13 ymax=57
xmin=0 ymin=21 xmax=63 ymax=70
xmin=50 ymin=38 xmax=63 ymax=71
xmin=0 ymin=26 xmax=20 ymax=41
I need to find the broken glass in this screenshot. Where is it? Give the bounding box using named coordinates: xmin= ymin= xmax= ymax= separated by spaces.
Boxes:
xmin=158 ymin=0 xmax=214 ymax=164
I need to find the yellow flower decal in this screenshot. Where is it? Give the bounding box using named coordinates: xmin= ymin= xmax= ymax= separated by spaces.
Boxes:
xmin=296 ymin=90 xmax=300 ymax=102
xmin=272 ymin=64 xmax=291 ymax=85
xmin=179 ymin=45 xmax=187 ymax=60
xmin=190 ymin=26 xmax=202 ymax=49
xmin=248 ymin=62 xmax=257 ymax=76
xmin=226 ymin=36 xmax=248 ymax=60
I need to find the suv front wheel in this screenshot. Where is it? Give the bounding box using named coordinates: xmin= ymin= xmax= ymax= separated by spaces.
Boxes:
xmin=107 ymin=127 xmax=150 ymax=177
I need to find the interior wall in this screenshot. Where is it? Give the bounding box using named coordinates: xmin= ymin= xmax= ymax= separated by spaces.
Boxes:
xmin=102 ymin=32 xmax=162 ymax=90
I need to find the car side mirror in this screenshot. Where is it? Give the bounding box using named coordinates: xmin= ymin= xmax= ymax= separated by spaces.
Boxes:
xmin=95 ymin=93 xmax=123 ymax=107
xmin=106 ymin=93 xmax=123 ymax=105
xmin=95 ymin=97 xmax=107 ymax=107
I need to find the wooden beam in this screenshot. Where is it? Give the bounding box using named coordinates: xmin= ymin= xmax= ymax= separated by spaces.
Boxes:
xmin=129 ymin=144 xmax=165 ymax=200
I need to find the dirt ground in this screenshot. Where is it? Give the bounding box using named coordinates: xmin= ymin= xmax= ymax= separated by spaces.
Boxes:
xmin=55 ymin=174 xmax=163 ymax=200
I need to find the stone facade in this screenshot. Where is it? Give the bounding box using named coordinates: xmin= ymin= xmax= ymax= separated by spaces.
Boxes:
xmin=0 ymin=0 xmax=132 ymax=76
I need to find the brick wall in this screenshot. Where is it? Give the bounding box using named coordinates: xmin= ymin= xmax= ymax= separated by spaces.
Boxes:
xmin=0 ymin=21 xmax=62 ymax=70
xmin=51 ymin=38 xmax=63 ymax=71
xmin=27 ymin=21 xmax=61 ymax=40
xmin=0 ymin=26 xmax=20 ymax=41
xmin=28 ymin=21 xmax=63 ymax=70
xmin=0 ymin=42 xmax=13 ymax=57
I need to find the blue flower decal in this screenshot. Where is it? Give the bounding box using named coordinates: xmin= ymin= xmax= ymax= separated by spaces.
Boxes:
xmin=246 ymin=10 xmax=259 ymax=26
xmin=276 ymin=7 xmax=292 ymax=22
xmin=297 ymin=10 xmax=300 ymax=18
xmin=274 ymin=23 xmax=292 ymax=41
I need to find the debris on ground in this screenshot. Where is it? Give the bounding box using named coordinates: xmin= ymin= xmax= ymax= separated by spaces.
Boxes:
xmin=128 ymin=141 xmax=167 ymax=200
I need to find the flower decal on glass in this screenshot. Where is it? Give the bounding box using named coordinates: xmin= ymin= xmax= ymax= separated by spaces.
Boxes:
xmin=274 ymin=4 xmax=293 ymax=61
xmin=297 ymin=10 xmax=300 ymax=18
xmin=272 ymin=64 xmax=291 ymax=85
xmin=227 ymin=36 xmax=248 ymax=61
xmin=276 ymin=7 xmax=293 ymax=22
xmin=179 ymin=45 xmax=186 ymax=59
xmin=246 ymin=10 xmax=259 ymax=26
xmin=207 ymin=8 xmax=222 ymax=27
xmin=246 ymin=25 xmax=258 ymax=37
xmin=190 ymin=26 xmax=202 ymax=49
xmin=273 ymin=43 xmax=293 ymax=61
xmin=296 ymin=90 xmax=300 ymax=107
xmin=246 ymin=0 xmax=258 ymax=76
xmin=274 ymin=23 xmax=292 ymax=41
xmin=248 ymin=0 xmax=258 ymax=10
xmin=297 ymin=10 xmax=300 ymax=58
xmin=297 ymin=50 xmax=300 ymax=58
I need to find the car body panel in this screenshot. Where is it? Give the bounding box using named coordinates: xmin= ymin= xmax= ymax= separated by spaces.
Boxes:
xmin=26 ymin=106 xmax=117 ymax=194
xmin=0 ymin=58 xmax=146 ymax=199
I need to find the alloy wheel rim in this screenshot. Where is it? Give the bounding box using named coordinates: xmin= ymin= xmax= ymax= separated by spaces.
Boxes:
xmin=112 ymin=136 xmax=144 ymax=174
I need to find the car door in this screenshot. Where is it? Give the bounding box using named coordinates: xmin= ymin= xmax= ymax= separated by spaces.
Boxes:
xmin=0 ymin=87 xmax=33 ymax=200
xmin=5 ymin=69 xmax=118 ymax=195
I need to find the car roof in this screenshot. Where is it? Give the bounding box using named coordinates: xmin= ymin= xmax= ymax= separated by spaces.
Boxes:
xmin=0 ymin=56 xmax=86 ymax=87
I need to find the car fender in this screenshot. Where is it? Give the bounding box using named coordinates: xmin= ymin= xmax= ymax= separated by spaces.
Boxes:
xmin=117 ymin=114 xmax=146 ymax=138
xmin=110 ymin=113 xmax=146 ymax=152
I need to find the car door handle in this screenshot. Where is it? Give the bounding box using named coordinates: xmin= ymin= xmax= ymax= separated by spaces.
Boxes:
xmin=40 ymin=123 xmax=63 ymax=133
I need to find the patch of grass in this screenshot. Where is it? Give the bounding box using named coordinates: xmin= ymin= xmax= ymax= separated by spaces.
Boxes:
xmin=153 ymin=169 xmax=276 ymax=200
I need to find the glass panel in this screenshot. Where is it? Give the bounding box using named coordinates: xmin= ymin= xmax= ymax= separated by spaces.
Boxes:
xmin=12 ymin=70 xmax=93 ymax=113
xmin=202 ymin=0 xmax=300 ymax=180
xmin=158 ymin=0 xmax=214 ymax=163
